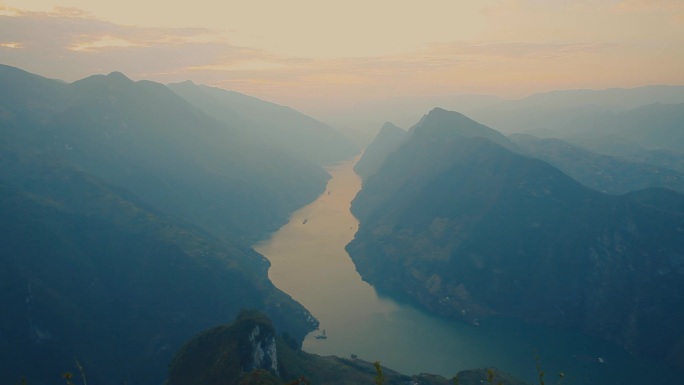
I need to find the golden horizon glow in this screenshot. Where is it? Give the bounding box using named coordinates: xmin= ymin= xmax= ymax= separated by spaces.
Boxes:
xmin=0 ymin=42 xmax=22 ymax=48
xmin=1 ymin=0 xmax=683 ymax=115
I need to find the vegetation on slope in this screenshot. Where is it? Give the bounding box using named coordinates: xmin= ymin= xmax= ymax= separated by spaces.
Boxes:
xmin=348 ymin=108 xmax=684 ymax=368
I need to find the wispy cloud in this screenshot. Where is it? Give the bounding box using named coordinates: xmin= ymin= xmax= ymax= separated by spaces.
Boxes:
xmin=0 ymin=3 xmax=681 ymax=114
xmin=0 ymin=6 xmax=256 ymax=80
xmin=420 ymin=41 xmax=614 ymax=59
xmin=0 ymin=42 xmax=22 ymax=49
xmin=0 ymin=4 xmax=20 ymax=16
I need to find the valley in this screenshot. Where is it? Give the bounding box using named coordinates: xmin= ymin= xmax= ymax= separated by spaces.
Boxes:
xmin=255 ymin=158 xmax=684 ymax=385
xmin=2 ymin=62 xmax=684 ymax=385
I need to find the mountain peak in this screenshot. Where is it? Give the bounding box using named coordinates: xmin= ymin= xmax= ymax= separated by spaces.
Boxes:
xmin=428 ymin=106 xmax=450 ymax=114
xmin=380 ymin=121 xmax=403 ymax=132
xmin=73 ymin=71 xmax=134 ymax=88
xmin=106 ymin=71 xmax=133 ymax=82
xmin=167 ymin=311 xmax=281 ymax=385
xmin=410 ymin=107 xmax=513 ymax=148
xmin=171 ymin=80 xmax=197 ymax=88
xmin=423 ymin=107 xmax=473 ymax=124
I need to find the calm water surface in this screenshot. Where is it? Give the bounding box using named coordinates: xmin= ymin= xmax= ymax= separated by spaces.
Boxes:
xmin=254 ymin=158 xmax=681 ymax=385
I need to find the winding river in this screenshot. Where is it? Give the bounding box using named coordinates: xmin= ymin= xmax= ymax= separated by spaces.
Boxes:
xmin=254 ymin=158 xmax=681 ymax=385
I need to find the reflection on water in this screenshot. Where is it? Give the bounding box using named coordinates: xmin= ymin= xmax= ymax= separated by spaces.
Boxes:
xmin=254 ymin=158 xmax=682 ymax=384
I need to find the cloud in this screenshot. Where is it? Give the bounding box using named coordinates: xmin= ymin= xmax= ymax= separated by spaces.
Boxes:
xmin=0 ymin=42 xmax=22 ymax=49
xmin=0 ymin=6 xmax=261 ymax=80
xmin=0 ymin=4 xmax=681 ymax=114
xmin=422 ymin=41 xmax=614 ymax=59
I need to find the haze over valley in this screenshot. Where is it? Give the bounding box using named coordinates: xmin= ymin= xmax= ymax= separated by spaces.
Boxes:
xmin=1 ymin=1 xmax=684 ymax=384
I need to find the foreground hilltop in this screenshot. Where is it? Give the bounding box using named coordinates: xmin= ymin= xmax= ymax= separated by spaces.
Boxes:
xmin=167 ymin=311 xmax=530 ymax=385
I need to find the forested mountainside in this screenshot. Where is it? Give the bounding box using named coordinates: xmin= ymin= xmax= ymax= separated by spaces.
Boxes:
xmin=0 ymin=64 xmax=336 ymax=384
xmin=0 ymin=64 xmax=331 ymax=242
xmin=348 ymin=108 xmax=684 ymax=368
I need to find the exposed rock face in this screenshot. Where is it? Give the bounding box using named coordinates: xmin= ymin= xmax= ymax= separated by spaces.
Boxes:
xmin=167 ymin=311 xmax=282 ymax=385
xmin=348 ymin=108 xmax=684 ymax=367
xmin=167 ymin=311 xmax=531 ymax=385
xmin=247 ymin=325 xmax=279 ymax=376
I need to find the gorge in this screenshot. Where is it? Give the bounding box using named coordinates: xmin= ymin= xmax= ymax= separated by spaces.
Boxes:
xmin=254 ymin=158 xmax=683 ymax=385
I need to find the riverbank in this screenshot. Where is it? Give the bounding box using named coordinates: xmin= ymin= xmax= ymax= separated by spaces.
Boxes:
xmin=254 ymin=158 xmax=683 ymax=384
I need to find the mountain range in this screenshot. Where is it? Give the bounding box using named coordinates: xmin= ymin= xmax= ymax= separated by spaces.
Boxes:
xmin=348 ymin=108 xmax=684 ymax=369
xmin=0 ymin=63 xmax=358 ymax=385
xmin=510 ymin=133 xmax=684 ymax=195
xmin=167 ymin=81 xmax=358 ymax=167
xmin=4 ymin=61 xmax=684 ymax=384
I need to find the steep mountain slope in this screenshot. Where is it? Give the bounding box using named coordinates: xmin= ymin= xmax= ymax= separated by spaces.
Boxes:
xmin=354 ymin=122 xmax=408 ymax=181
xmin=0 ymin=151 xmax=315 ymax=385
xmin=0 ymin=64 xmax=333 ymax=384
xmin=510 ymin=133 xmax=684 ymax=194
xmin=1 ymin=64 xmax=330 ymax=242
xmin=348 ymin=108 xmax=684 ymax=367
xmin=407 ymin=108 xmax=514 ymax=148
xmin=168 ymin=81 xmax=358 ymax=166
xmin=167 ymin=311 xmax=529 ymax=385
xmin=319 ymin=94 xmax=502 ymax=147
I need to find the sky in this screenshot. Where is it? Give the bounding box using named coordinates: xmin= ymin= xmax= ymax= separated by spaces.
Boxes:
xmin=1 ymin=0 xmax=683 ymax=115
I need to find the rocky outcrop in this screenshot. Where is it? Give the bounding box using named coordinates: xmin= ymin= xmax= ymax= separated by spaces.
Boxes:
xmin=247 ymin=325 xmax=279 ymax=376
xmin=167 ymin=311 xmax=531 ymax=385
xmin=167 ymin=311 xmax=282 ymax=385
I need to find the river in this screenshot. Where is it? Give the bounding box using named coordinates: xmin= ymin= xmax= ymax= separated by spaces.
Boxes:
xmin=254 ymin=158 xmax=681 ymax=385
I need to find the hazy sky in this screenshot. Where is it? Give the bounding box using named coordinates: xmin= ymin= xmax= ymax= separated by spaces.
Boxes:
xmin=1 ymin=0 xmax=683 ymax=115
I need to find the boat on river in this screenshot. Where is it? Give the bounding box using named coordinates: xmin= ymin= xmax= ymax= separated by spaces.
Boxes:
xmin=314 ymin=329 xmax=327 ymax=339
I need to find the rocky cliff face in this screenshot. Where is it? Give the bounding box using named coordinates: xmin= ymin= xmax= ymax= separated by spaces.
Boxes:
xmin=167 ymin=311 xmax=282 ymax=385
xmin=167 ymin=311 xmax=531 ymax=385
xmin=247 ymin=325 xmax=279 ymax=376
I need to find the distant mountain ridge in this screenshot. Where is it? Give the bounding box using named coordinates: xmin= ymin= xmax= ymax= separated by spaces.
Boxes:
xmin=1 ymin=64 xmax=330 ymax=242
xmin=510 ymin=133 xmax=684 ymax=194
xmin=168 ymin=81 xmax=359 ymax=166
xmin=353 ymin=121 xmax=408 ymax=181
xmin=348 ymin=108 xmax=684 ymax=369
xmin=467 ymin=85 xmax=684 ymax=133
xmin=557 ymin=103 xmax=684 ymax=154
xmin=493 ymin=85 xmax=684 ymax=110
